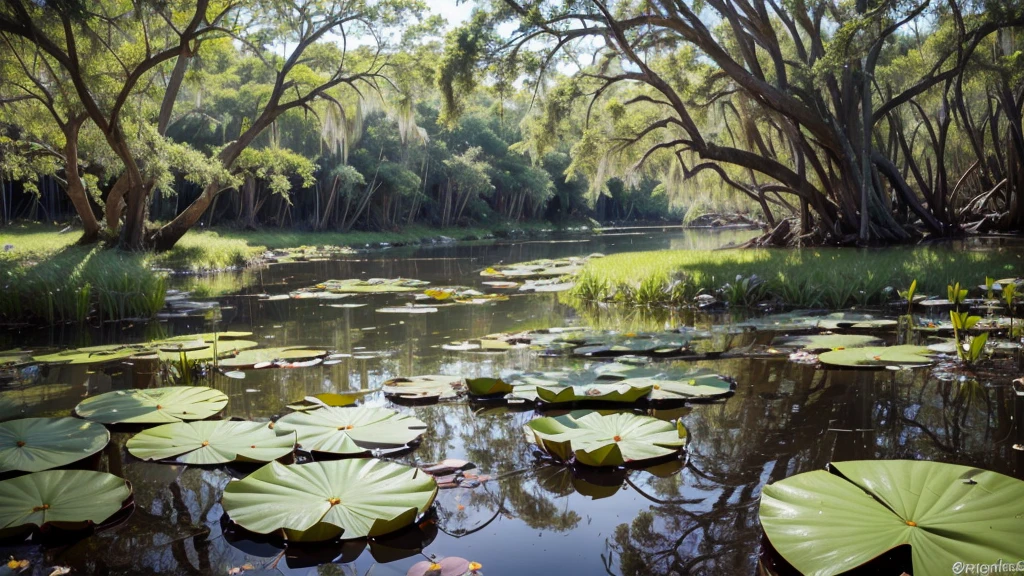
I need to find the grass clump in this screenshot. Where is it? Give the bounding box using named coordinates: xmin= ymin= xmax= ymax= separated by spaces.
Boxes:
xmin=570 ymin=246 xmax=1023 ymax=309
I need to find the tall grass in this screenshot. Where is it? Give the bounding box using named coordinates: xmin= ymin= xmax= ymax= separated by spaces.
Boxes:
xmin=571 ymin=246 xmax=1023 ymax=309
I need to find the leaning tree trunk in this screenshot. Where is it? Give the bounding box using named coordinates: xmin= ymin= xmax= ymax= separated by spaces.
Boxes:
xmin=63 ymin=118 xmax=101 ymax=243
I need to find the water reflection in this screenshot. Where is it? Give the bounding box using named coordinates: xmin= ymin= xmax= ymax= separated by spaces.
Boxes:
xmin=2 ymin=229 xmax=1022 ymax=575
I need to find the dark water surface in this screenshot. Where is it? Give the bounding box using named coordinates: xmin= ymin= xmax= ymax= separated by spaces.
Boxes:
xmin=2 ymin=228 xmax=1022 ymax=576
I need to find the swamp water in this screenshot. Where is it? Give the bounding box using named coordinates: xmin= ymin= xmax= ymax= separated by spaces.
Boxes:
xmin=1 ymin=228 xmax=1022 ymax=576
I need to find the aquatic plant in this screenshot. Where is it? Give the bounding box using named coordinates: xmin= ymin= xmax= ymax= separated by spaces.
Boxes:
xmin=0 ymin=417 xmax=109 ymax=473
xmin=127 ymin=420 xmax=296 ymax=464
xmin=759 ymin=460 xmax=1024 ymax=576
xmin=0 ymin=470 xmax=132 ymax=535
xmin=275 ymin=406 xmax=427 ymax=455
xmin=525 ymin=411 xmax=687 ymax=467
xmin=75 ymin=386 xmax=229 ymax=424
xmin=221 ymin=459 xmax=437 ymax=541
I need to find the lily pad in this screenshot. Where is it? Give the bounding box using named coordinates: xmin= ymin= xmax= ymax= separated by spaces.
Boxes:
xmin=312 ymin=278 xmax=430 ymax=294
xmin=0 ymin=418 xmax=110 ymax=473
xmin=275 ymin=407 xmax=427 ymax=455
xmin=771 ymin=334 xmax=885 ymax=351
xmin=759 ymin=460 xmax=1024 ymax=576
xmin=75 ymin=386 xmax=229 ymax=424
xmin=465 ymin=377 xmax=513 ymax=396
xmin=286 ymin=391 xmax=374 ymax=411
xmin=818 ymin=345 xmax=934 ymax=368
xmin=0 ymin=470 xmax=132 ymax=533
xmin=481 ymin=257 xmax=588 ymax=279
xmin=381 ymin=375 xmax=466 ymax=401
xmin=0 ymin=350 xmax=32 ymax=367
xmin=32 ymin=344 xmax=149 ymax=366
xmin=218 ymin=347 xmax=328 ymax=370
xmin=525 ymin=411 xmax=687 ymax=467
xmin=221 ymin=459 xmax=437 ymax=541
xmin=535 ymin=382 xmax=653 ymax=404
xmin=126 ymin=420 xmax=296 ymax=464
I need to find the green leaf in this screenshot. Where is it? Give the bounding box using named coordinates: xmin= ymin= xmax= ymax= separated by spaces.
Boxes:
xmin=126 ymin=420 xmax=295 ymax=464
xmin=0 ymin=470 xmax=131 ymax=532
xmin=771 ymin=334 xmax=884 ymax=351
xmin=307 ymin=278 xmax=430 ymax=294
xmin=534 ymin=383 xmax=652 ymax=404
xmin=525 ymin=411 xmax=687 ymax=467
xmin=759 ymin=460 xmax=1024 ymax=576
xmin=75 ymin=386 xmax=228 ymax=424
xmin=0 ymin=418 xmax=109 ymax=473
xmin=817 ymin=345 xmax=934 ymax=368
xmin=222 ymin=459 xmax=437 ymax=541
xmin=217 ymin=347 xmax=328 ymax=370
xmin=465 ymin=377 xmax=513 ymax=396
xmin=275 ymin=406 xmax=426 ymax=455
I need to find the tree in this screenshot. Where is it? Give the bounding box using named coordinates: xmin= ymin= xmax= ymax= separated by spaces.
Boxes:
xmin=441 ymin=0 xmax=1024 ymax=244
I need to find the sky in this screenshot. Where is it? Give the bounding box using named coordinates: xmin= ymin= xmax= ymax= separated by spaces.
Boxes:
xmin=428 ymin=0 xmax=472 ymax=29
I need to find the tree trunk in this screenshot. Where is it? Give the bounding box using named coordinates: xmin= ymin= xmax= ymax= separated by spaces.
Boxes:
xmin=63 ymin=118 xmax=101 ymax=243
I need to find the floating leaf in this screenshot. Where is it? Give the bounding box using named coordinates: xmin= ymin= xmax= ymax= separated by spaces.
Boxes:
xmin=771 ymin=334 xmax=885 ymax=351
xmin=818 ymin=345 xmax=934 ymax=368
xmin=760 ymin=460 xmax=1024 ymax=576
xmin=32 ymin=344 xmax=148 ymax=366
xmin=311 ymin=278 xmax=430 ymax=294
xmin=0 ymin=351 xmax=31 ymax=368
xmin=218 ymin=348 xmax=328 ymax=370
xmin=465 ymin=377 xmax=513 ymax=396
xmin=525 ymin=411 xmax=687 ymax=467
xmin=286 ymin=391 xmax=374 ymax=411
xmin=75 ymin=386 xmax=228 ymax=424
xmin=0 ymin=470 xmax=131 ymax=533
xmin=222 ymin=459 xmax=437 ymax=541
xmin=275 ymin=407 xmax=426 ymax=455
xmin=534 ymin=383 xmax=653 ymax=404
xmin=382 ymin=375 xmax=466 ymax=401
xmin=0 ymin=418 xmax=109 ymax=473
xmin=126 ymin=420 xmax=296 ymax=464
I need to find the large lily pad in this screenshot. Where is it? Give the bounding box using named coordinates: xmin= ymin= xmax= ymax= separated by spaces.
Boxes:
xmin=508 ymin=364 xmax=734 ymax=403
xmin=0 ymin=470 xmax=132 ymax=533
xmin=32 ymin=344 xmax=149 ymax=366
xmin=126 ymin=420 xmax=296 ymax=464
xmin=525 ymin=411 xmax=687 ymax=467
xmin=818 ymin=345 xmax=934 ymax=368
xmin=381 ymin=375 xmax=466 ymax=401
xmin=222 ymin=459 xmax=437 ymax=541
xmin=759 ymin=460 xmax=1024 ymax=576
xmin=75 ymin=386 xmax=229 ymax=424
xmin=0 ymin=417 xmax=110 ymax=473
xmin=534 ymin=382 xmax=653 ymax=404
xmin=310 ymin=278 xmax=430 ymax=294
xmin=275 ymin=407 xmax=427 ymax=455
xmin=771 ymin=334 xmax=885 ymax=351
xmin=218 ymin=347 xmax=328 ymax=370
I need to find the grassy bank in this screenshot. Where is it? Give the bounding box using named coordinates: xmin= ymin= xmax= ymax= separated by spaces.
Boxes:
xmin=571 ymin=246 xmax=1023 ymax=308
xmin=0 ymin=221 xmax=580 ymax=324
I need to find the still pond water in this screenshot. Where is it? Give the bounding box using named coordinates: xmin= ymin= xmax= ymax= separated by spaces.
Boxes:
xmin=2 ymin=228 xmax=1021 ymax=576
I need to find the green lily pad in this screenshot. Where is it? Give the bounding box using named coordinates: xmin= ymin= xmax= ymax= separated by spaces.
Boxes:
xmin=312 ymin=278 xmax=430 ymax=294
xmin=814 ymin=312 xmax=898 ymax=330
xmin=126 ymin=420 xmax=296 ymax=464
xmin=275 ymin=406 xmax=427 ymax=455
xmin=535 ymin=383 xmax=653 ymax=404
xmin=759 ymin=460 xmax=1024 ymax=576
xmin=507 ymin=364 xmax=733 ymax=403
xmin=465 ymin=377 xmax=513 ymax=396
xmin=0 ymin=350 xmax=32 ymax=367
xmin=32 ymin=343 xmax=150 ymax=365
xmin=0 ymin=418 xmax=110 ymax=473
xmin=381 ymin=375 xmax=466 ymax=401
xmin=0 ymin=470 xmax=132 ymax=533
xmin=75 ymin=386 xmax=229 ymax=424
xmin=481 ymin=257 xmax=589 ymax=279
xmin=218 ymin=347 xmax=328 ymax=370
xmin=163 ymin=332 xmax=254 ymax=342
xmin=771 ymin=334 xmax=885 ymax=351
xmin=525 ymin=411 xmax=687 ymax=467
xmin=376 ymin=305 xmax=439 ymax=314
xmin=818 ymin=345 xmax=934 ymax=368
xmin=222 ymin=459 xmax=437 ymax=541
xmin=285 ymin=391 xmax=374 ymax=411
xmin=640 ymin=372 xmax=735 ymax=401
